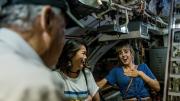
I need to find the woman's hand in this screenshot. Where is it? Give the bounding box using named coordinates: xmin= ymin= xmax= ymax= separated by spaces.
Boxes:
xmin=85 ymin=95 xmax=92 ymax=101
xmin=125 ymin=69 xmax=160 ymax=92
xmin=124 ymin=68 xmax=140 ymax=77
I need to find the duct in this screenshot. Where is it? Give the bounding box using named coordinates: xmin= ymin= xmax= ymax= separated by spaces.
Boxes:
xmin=97 ymin=9 xmax=129 ymax=34
xmin=98 ymin=21 xmax=150 ymax=41
xmin=94 ymin=1 xmax=132 ymax=19
xmin=78 ymin=0 xmax=102 ymax=8
xmin=88 ymin=41 xmax=120 ymax=71
xmin=143 ymin=10 xmax=168 ymax=26
xmin=148 ymin=24 xmax=162 ymax=35
xmin=101 ymin=0 xmax=140 ymax=5
xmin=0 ymin=0 xmax=6 ymax=11
xmin=97 ymin=24 xmax=129 ymax=34
xmin=65 ymin=0 xmax=85 ymax=28
xmin=87 ymin=34 xmax=103 ymax=46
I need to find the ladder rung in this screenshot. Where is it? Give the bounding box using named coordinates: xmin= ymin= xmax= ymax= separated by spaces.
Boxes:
xmin=174 ymin=15 xmax=180 ymax=19
xmin=170 ymin=74 xmax=180 ymax=78
xmin=169 ymin=92 xmax=180 ymax=96
xmin=171 ymin=58 xmax=180 ymax=61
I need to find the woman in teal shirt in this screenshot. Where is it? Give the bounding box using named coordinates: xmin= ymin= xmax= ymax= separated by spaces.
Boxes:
xmin=97 ymin=42 xmax=160 ymax=101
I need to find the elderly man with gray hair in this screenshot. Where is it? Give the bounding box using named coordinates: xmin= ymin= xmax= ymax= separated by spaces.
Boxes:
xmin=0 ymin=0 xmax=80 ymax=101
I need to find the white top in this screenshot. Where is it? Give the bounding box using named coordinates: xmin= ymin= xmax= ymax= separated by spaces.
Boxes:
xmin=53 ymin=68 xmax=99 ymax=100
xmin=0 ymin=28 xmax=64 ymax=101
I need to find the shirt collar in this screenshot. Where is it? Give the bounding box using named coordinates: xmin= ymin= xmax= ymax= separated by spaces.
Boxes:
xmin=0 ymin=28 xmax=45 ymax=67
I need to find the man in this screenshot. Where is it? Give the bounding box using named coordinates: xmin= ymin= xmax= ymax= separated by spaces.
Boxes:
xmin=0 ymin=0 xmax=80 ymax=101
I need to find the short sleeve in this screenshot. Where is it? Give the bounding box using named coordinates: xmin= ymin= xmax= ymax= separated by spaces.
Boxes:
xmin=105 ymin=68 xmax=117 ymax=85
xmin=141 ymin=64 xmax=156 ymax=80
xmin=85 ymin=69 xmax=99 ymax=97
xmin=51 ymin=71 xmax=65 ymax=93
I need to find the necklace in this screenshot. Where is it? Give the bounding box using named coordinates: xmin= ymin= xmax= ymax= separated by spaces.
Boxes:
xmin=67 ymin=69 xmax=80 ymax=78
xmin=68 ymin=70 xmax=80 ymax=74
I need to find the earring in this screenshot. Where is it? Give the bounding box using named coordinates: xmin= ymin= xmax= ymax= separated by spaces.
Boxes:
xmin=68 ymin=61 xmax=72 ymax=67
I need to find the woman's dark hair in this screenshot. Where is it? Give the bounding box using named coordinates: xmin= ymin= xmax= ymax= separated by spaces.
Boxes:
xmin=56 ymin=39 xmax=87 ymax=71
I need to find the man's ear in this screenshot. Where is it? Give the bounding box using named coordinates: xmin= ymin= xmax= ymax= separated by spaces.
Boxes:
xmin=39 ymin=6 xmax=55 ymax=50
xmin=40 ymin=6 xmax=55 ymax=33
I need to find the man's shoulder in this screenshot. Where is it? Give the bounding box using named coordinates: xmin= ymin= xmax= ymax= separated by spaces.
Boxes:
xmin=0 ymin=55 xmax=55 ymax=84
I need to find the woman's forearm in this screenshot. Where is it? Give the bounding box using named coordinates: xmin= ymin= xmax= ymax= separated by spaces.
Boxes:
xmin=96 ymin=79 xmax=107 ymax=89
xmin=92 ymin=92 xmax=100 ymax=101
xmin=138 ymin=71 xmax=160 ymax=92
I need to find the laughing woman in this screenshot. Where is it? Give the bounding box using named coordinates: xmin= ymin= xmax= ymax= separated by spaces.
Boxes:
xmin=97 ymin=42 xmax=160 ymax=101
xmin=53 ymin=39 xmax=100 ymax=101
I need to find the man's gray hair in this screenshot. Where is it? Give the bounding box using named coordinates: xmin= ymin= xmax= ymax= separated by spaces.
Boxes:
xmin=0 ymin=4 xmax=61 ymax=32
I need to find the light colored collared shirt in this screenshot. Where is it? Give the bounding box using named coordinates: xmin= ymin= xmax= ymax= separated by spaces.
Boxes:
xmin=0 ymin=28 xmax=65 ymax=101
